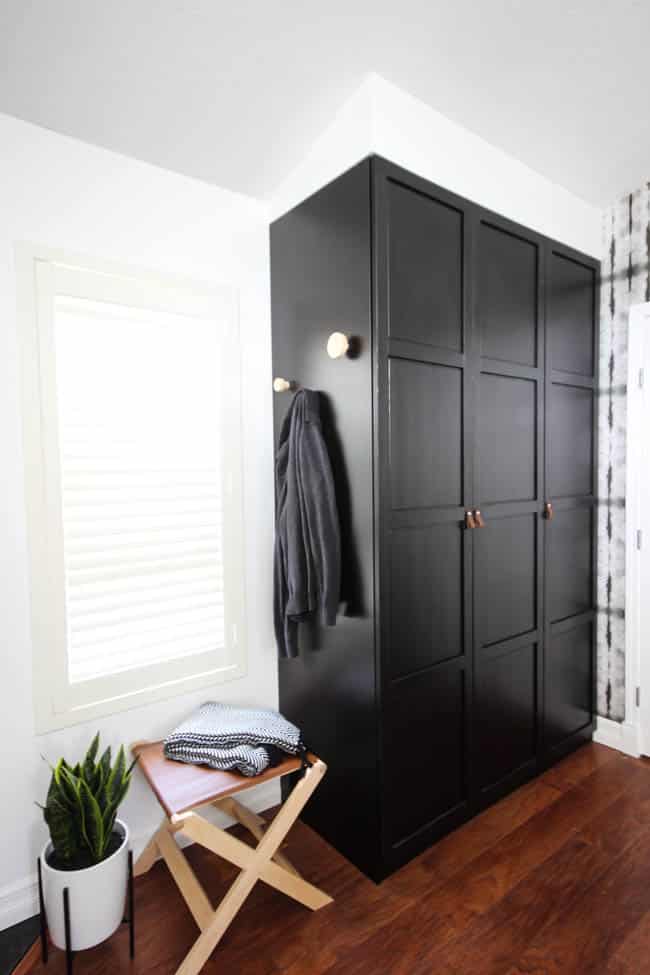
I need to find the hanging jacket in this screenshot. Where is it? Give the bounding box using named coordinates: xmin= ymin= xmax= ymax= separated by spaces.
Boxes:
xmin=274 ymin=389 xmax=341 ymax=657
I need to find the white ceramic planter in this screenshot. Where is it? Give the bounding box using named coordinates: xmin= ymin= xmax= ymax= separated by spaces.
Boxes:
xmin=40 ymin=819 xmax=129 ymax=951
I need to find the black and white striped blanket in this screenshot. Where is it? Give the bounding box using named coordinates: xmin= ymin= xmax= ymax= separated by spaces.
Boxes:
xmin=163 ymin=702 xmax=303 ymax=776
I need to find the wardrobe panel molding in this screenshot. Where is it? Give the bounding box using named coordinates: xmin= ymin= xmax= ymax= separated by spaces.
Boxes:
xmin=478 ymin=222 xmax=538 ymax=368
xmin=387 ymin=179 xmax=464 ymax=353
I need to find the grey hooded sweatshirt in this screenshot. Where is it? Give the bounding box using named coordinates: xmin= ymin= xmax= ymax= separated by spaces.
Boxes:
xmin=274 ymin=389 xmax=341 ymax=657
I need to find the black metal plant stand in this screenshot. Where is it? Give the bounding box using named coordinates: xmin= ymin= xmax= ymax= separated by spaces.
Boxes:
xmin=37 ymin=849 xmax=135 ymax=973
xmin=37 ymin=856 xmax=48 ymax=965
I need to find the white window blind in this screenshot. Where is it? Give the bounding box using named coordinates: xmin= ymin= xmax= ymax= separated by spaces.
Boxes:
xmin=55 ymin=297 xmax=226 ymax=682
xmin=19 ymin=249 xmax=246 ymax=732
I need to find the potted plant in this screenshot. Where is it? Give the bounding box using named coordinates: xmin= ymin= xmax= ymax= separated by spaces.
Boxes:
xmin=38 ymin=733 xmax=135 ymax=951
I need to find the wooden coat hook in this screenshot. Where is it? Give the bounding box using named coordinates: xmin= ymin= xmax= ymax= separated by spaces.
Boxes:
xmin=326 ymin=332 xmax=350 ymax=359
xmin=274 ymin=332 xmax=358 ymax=392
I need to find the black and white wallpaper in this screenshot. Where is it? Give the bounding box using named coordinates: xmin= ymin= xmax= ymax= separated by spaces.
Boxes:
xmin=598 ymin=185 xmax=650 ymax=722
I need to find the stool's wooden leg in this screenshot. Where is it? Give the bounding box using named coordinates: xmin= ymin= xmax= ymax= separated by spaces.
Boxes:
xmin=181 ymin=814 xmax=331 ymax=910
xmin=134 ymin=818 xmax=183 ymax=877
xmin=133 ymin=825 xmax=162 ymax=877
xmin=156 ymin=827 xmax=214 ymax=932
xmin=174 ymin=760 xmax=330 ymax=975
xmin=216 ymin=796 xmax=301 ymax=877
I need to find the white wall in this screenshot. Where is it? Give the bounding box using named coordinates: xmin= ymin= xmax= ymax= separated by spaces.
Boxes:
xmin=0 ymin=113 xmax=277 ymax=929
xmin=271 ymin=74 xmax=602 ymax=257
xmin=269 ymin=77 xmax=374 ymax=222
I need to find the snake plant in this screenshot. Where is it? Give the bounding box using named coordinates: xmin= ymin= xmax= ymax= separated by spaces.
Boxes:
xmin=39 ymin=733 xmax=135 ymax=869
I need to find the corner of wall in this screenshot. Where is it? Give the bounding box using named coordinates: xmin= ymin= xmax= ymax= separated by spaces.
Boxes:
xmin=268 ymin=76 xmax=376 ymax=222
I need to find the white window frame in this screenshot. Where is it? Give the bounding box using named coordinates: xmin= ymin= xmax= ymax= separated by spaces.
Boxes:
xmin=16 ymin=244 xmax=247 ymax=733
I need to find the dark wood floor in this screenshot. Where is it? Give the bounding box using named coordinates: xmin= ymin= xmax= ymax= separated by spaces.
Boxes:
xmin=26 ymin=742 xmax=650 ymax=975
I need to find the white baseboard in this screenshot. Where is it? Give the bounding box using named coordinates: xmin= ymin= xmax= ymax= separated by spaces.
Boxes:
xmin=0 ymin=876 xmax=39 ymax=934
xmin=593 ymin=716 xmax=640 ymax=758
xmin=0 ymin=778 xmax=280 ymax=933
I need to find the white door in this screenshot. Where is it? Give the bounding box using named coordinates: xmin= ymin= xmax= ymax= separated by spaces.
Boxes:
xmin=626 ymin=302 xmax=650 ymax=755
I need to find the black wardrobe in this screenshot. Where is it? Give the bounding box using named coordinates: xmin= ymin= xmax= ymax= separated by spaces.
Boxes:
xmin=271 ymin=156 xmax=599 ymax=881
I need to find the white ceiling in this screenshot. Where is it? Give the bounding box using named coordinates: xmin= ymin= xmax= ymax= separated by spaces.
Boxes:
xmin=0 ymin=0 xmax=648 ymax=206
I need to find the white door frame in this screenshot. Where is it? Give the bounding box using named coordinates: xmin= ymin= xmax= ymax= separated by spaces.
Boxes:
xmin=624 ymin=301 xmax=650 ymax=756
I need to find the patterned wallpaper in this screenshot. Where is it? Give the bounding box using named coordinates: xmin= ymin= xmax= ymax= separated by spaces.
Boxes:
xmin=598 ymin=185 xmax=650 ymax=721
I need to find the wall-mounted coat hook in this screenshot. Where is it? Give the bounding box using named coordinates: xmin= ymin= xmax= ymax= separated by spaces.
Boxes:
xmin=326 ymin=332 xmax=350 ymax=359
xmin=273 ymin=377 xmax=296 ymax=393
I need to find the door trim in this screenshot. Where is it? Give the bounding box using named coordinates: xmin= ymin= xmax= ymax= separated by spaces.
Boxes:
xmin=623 ymin=302 xmax=650 ymax=756
xmin=593 ymin=715 xmax=640 ymax=757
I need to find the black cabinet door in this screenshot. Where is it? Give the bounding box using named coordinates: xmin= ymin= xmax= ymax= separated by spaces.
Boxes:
xmin=543 ymin=245 xmax=598 ymax=760
xmin=471 ymin=214 xmax=544 ymax=802
xmin=373 ymin=160 xmax=473 ymax=865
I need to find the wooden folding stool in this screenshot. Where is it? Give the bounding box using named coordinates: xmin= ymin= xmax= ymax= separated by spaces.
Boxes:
xmin=131 ymin=741 xmax=333 ymax=975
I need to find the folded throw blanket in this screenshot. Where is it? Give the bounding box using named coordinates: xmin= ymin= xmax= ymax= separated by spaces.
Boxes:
xmin=163 ymin=702 xmax=303 ymax=777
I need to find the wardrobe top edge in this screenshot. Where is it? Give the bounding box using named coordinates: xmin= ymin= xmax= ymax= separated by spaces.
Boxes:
xmin=269 ymin=154 xmax=600 ymax=270
xmin=269 ymin=156 xmax=375 ymax=232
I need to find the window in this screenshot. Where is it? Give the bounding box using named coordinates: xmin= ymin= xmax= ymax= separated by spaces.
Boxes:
xmin=18 ymin=247 xmax=246 ymax=732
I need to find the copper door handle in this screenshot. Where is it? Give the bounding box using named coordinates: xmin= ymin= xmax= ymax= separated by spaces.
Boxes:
xmin=465 ymin=510 xmax=476 ymax=529
xmin=544 ymin=501 xmax=554 ymax=521
xmin=474 ymin=509 xmax=486 ymax=528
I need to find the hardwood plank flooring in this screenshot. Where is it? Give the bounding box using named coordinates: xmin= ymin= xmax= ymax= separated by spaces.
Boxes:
xmin=23 ymin=743 xmax=650 ymax=975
